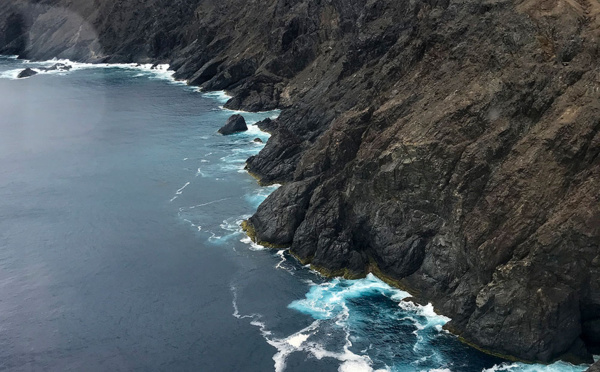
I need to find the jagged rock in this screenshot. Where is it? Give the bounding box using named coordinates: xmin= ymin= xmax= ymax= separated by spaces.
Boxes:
xmin=41 ymin=63 xmax=71 ymax=71
xmin=188 ymin=58 xmax=223 ymax=86
xmin=17 ymin=67 xmax=37 ymax=78
xmin=247 ymin=177 xmax=319 ymax=246
xmin=218 ymin=114 xmax=247 ymax=135
xmin=255 ymin=118 xmax=277 ymax=134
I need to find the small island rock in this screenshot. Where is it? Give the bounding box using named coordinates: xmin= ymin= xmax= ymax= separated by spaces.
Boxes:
xmin=218 ymin=114 xmax=247 ymax=135
xmin=17 ymin=68 xmax=38 ymax=78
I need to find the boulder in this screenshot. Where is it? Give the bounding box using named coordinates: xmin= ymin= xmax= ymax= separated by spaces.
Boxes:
xmin=253 ymin=138 xmax=263 ymax=143
xmin=17 ymin=68 xmax=37 ymax=78
xmin=218 ymin=114 xmax=247 ymax=135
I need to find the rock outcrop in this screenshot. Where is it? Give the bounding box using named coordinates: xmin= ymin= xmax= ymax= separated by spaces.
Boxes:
xmin=42 ymin=62 xmax=71 ymax=71
xmin=218 ymin=114 xmax=247 ymax=135
xmin=1 ymin=0 xmax=599 ymax=364
xmin=587 ymin=361 xmax=600 ymax=372
xmin=16 ymin=67 xmax=36 ymax=78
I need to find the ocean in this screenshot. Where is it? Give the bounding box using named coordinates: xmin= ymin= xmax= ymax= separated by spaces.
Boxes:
xmin=0 ymin=56 xmax=589 ymax=372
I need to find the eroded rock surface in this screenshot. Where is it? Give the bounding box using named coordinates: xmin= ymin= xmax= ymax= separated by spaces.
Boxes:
xmin=16 ymin=67 xmax=36 ymax=78
xmin=218 ymin=114 xmax=247 ymax=135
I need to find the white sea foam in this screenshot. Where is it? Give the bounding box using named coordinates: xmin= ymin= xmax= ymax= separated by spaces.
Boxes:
xmin=0 ymin=57 xmax=181 ymax=83
xmin=482 ymin=361 xmax=588 ymax=372
xmin=175 ymin=181 xmax=190 ymax=195
xmin=202 ymin=91 xmax=232 ymax=103
xmin=290 ymin=274 xmax=411 ymax=320
xmin=275 ymin=250 xmax=287 ymax=269
xmin=0 ymin=68 xmax=23 ymax=79
xmin=233 ymin=271 xmax=591 ymax=372
xmin=170 ymin=181 xmax=190 ymax=201
xmin=186 ymin=197 xmax=231 ymax=210
xmin=240 ymin=235 xmax=269 ymax=251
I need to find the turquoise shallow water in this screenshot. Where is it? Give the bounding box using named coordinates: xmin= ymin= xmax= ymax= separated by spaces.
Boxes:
xmin=0 ymin=56 xmax=590 ymax=372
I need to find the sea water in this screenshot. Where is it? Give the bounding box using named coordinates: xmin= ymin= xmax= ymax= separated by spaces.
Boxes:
xmin=0 ymin=56 xmax=589 ymax=372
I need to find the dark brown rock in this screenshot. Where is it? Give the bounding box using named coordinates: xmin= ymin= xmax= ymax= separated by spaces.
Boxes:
xmin=218 ymin=114 xmax=247 ymax=135
xmin=17 ymin=67 xmax=37 ymax=78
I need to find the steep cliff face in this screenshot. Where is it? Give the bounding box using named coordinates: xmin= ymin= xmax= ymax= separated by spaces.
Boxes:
xmin=1 ymin=0 xmax=599 ymax=364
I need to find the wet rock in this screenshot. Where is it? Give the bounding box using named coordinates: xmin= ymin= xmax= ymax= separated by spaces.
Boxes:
xmin=246 ymin=177 xmax=320 ymax=246
xmin=255 ymin=118 xmax=277 ymax=134
xmin=41 ymin=63 xmax=72 ymax=71
xmin=218 ymin=114 xmax=247 ymax=135
xmin=253 ymin=138 xmax=263 ymax=143
xmin=587 ymin=361 xmax=600 ymax=372
xmin=17 ymin=67 xmax=37 ymax=78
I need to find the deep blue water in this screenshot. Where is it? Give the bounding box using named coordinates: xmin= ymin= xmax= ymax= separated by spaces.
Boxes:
xmin=0 ymin=57 xmax=589 ymax=372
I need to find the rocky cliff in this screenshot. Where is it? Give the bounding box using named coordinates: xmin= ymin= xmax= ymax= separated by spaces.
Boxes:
xmin=1 ymin=0 xmax=599 ymax=365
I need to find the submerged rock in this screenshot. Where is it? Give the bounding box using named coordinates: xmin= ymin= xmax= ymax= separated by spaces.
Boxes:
xmin=218 ymin=114 xmax=247 ymax=135
xmin=17 ymin=68 xmax=37 ymax=78
xmin=253 ymin=138 xmax=263 ymax=143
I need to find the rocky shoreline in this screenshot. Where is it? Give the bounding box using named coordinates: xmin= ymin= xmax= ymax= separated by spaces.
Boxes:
xmin=1 ymin=0 xmax=599 ymax=366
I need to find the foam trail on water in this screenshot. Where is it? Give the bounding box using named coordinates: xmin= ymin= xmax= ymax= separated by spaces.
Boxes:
xmin=175 ymin=182 xmax=190 ymax=194
xmin=275 ymin=250 xmax=287 ymax=269
xmin=482 ymin=362 xmax=588 ymax=372
xmin=170 ymin=181 xmax=191 ymax=201
xmin=286 ymin=274 xmax=590 ymax=372
xmin=231 ymin=283 xmax=379 ymax=372
xmin=202 ymin=91 xmax=232 ymax=104
xmin=185 ymin=197 xmax=232 ymax=210
xmin=0 ymin=57 xmax=181 ymax=83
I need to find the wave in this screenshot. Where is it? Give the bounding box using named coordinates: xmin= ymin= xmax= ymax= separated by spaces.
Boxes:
xmin=202 ymin=91 xmax=232 ymax=104
xmin=231 ymin=282 xmax=385 ymax=372
xmin=0 ymin=57 xmax=181 ymax=83
xmin=482 ymin=362 xmax=588 ymax=372
xmin=283 ymin=273 xmax=589 ymax=372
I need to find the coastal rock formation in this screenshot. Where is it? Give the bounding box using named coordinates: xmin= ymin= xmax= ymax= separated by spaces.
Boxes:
xmin=42 ymin=62 xmax=71 ymax=71
xmin=1 ymin=0 xmax=599 ymax=364
xmin=587 ymin=361 xmax=600 ymax=372
xmin=16 ymin=67 xmax=36 ymax=78
xmin=218 ymin=114 xmax=247 ymax=135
